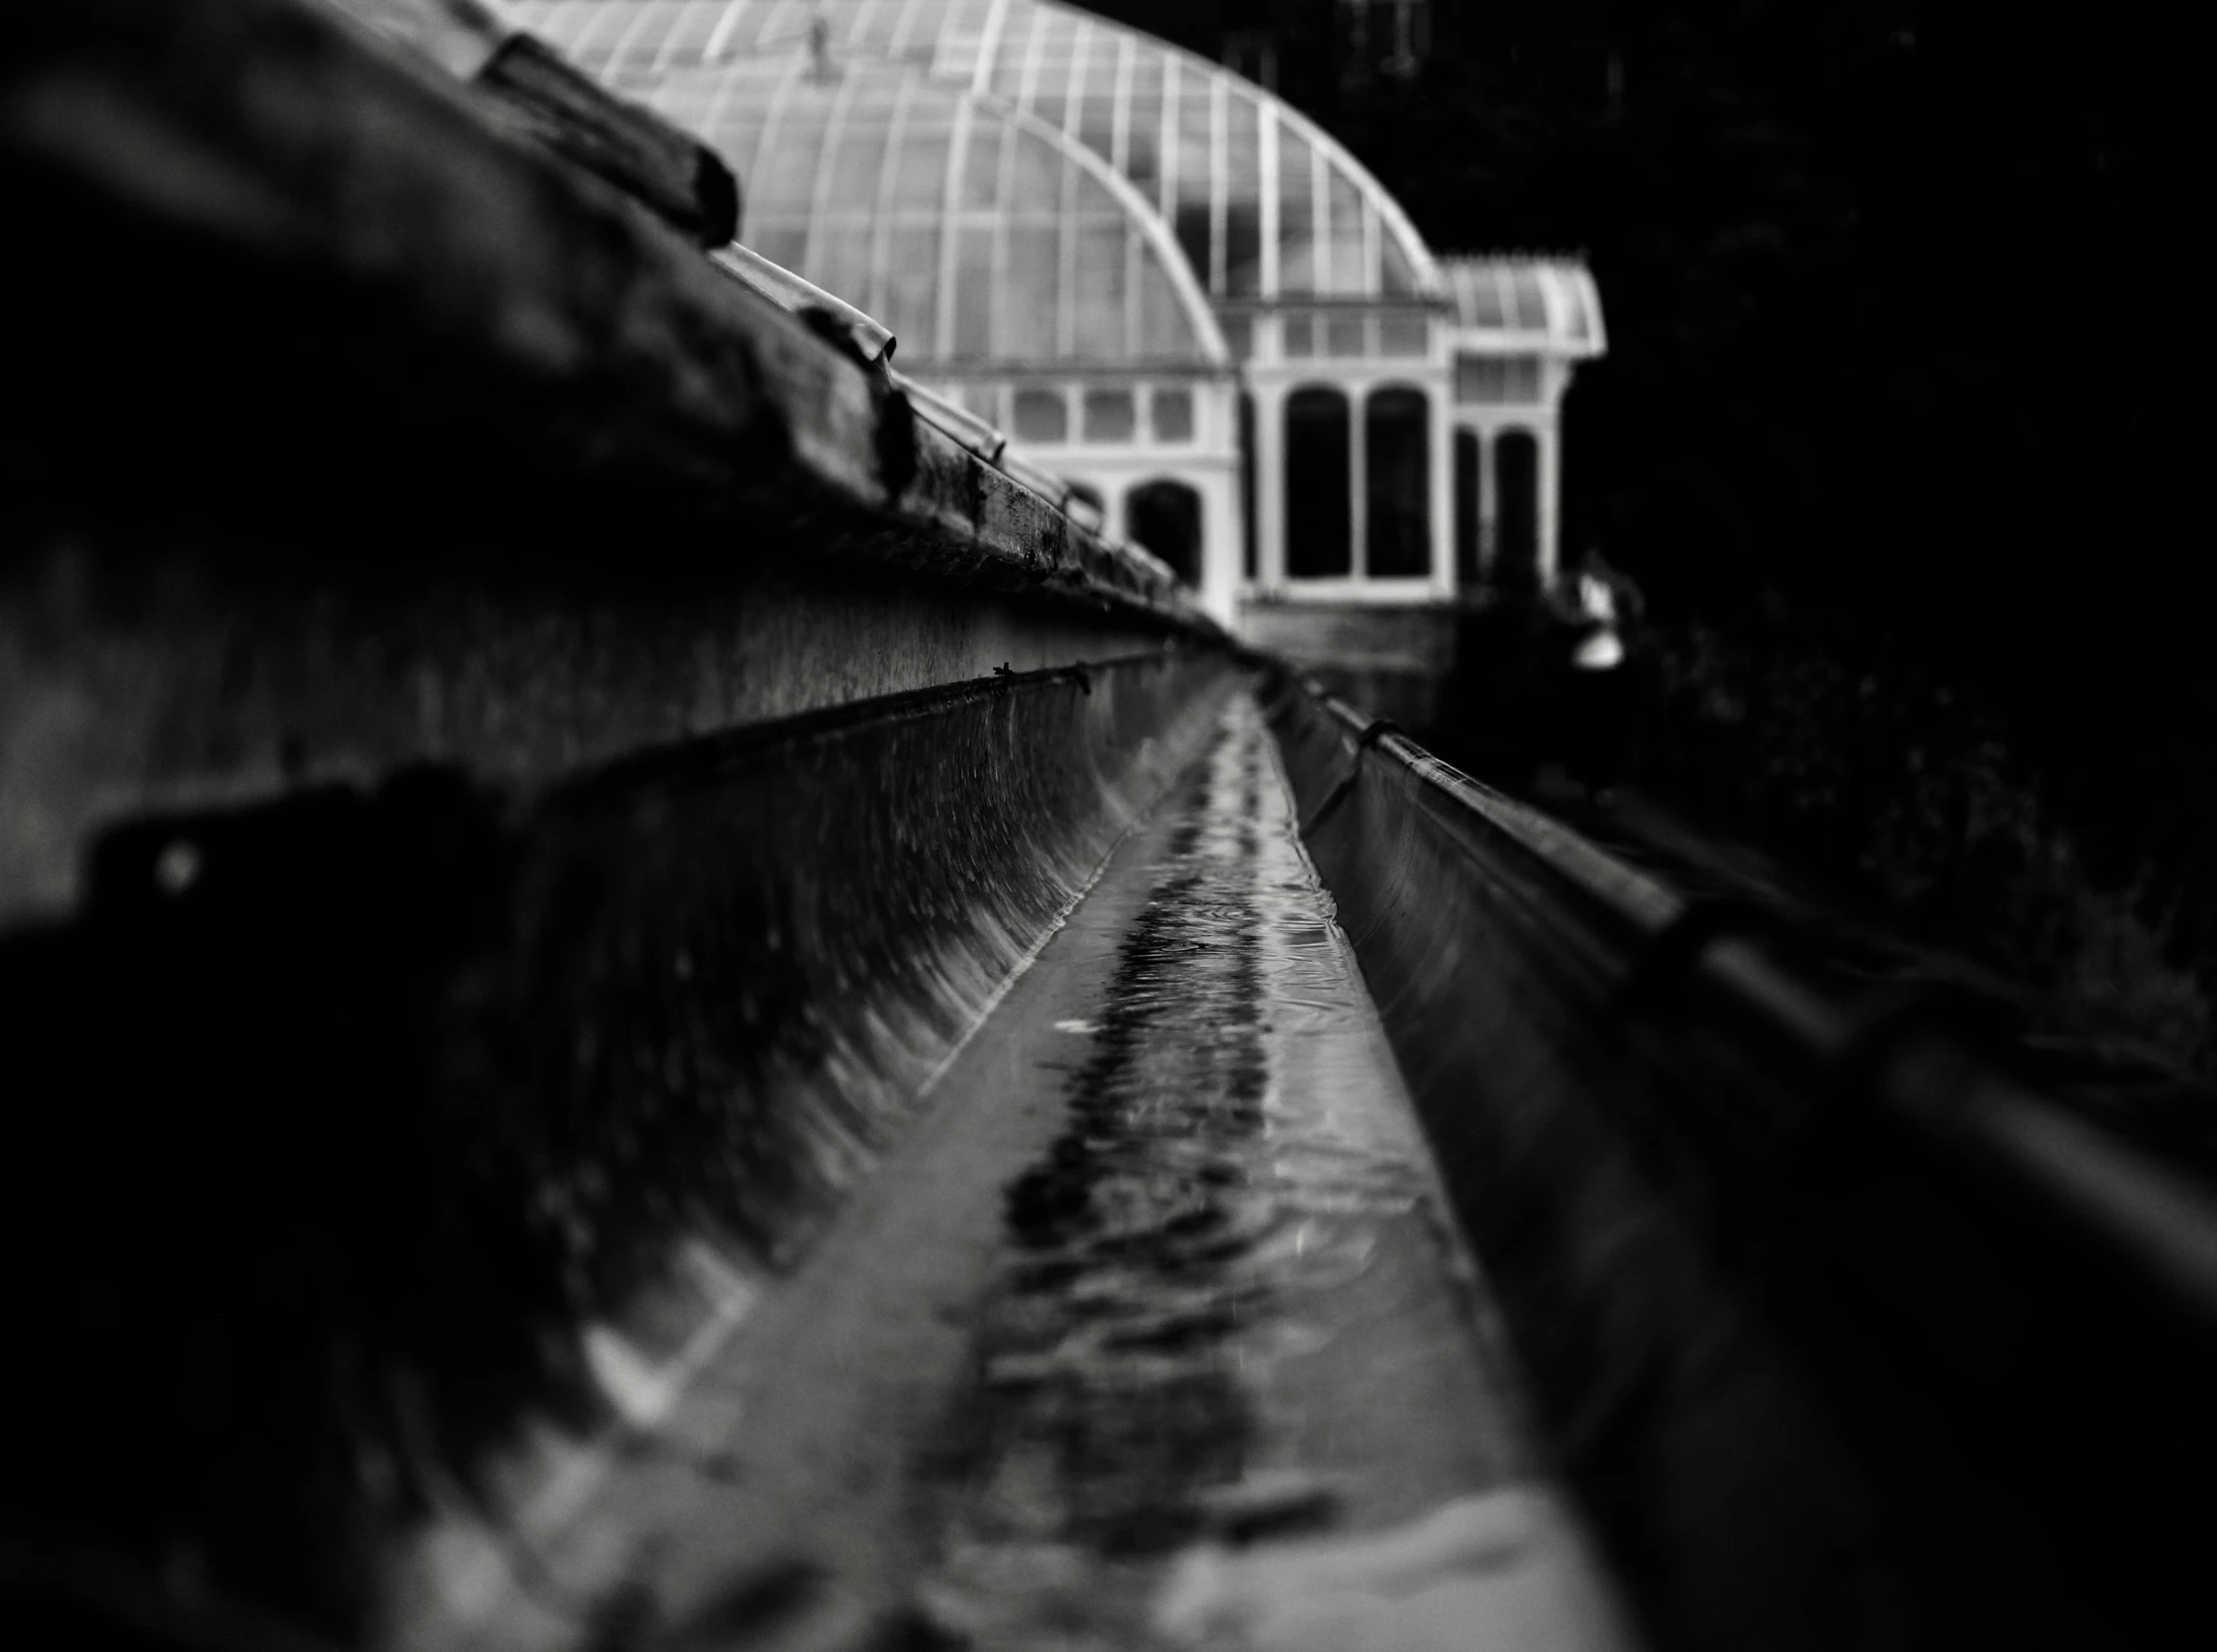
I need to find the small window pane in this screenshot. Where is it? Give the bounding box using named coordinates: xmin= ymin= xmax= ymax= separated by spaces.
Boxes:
xmin=1507 ymin=268 xmax=1547 ymax=329
xmin=1380 ymin=315 xmax=1428 ymax=357
xmin=892 ymin=126 xmax=951 ymax=202
xmin=961 ymin=122 xmax=1003 ymax=209
xmin=1284 ymin=314 xmax=1316 ymax=358
xmin=1225 ymin=203 xmax=1263 ymax=297
xmin=1382 ymin=230 xmax=1422 ymax=296
xmin=1003 ymin=224 xmax=1060 ymax=358
xmin=960 ymin=384 xmax=1001 ymax=424
xmin=1458 ymin=267 xmax=1508 ymax=328
xmin=880 ymin=223 xmax=940 ymax=359
xmin=1013 ymin=388 xmax=1069 ymax=442
xmin=1219 ymin=313 xmax=1254 ymax=359
xmin=1152 ymin=388 xmax=1195 ymax=443
xmin=1455 ymin=355 xmax=1507 ymax=404
xmin=953 ymin=225 xmax=995 ymax=359
xmin=1071 ymin=218 xmax=1127 ymax=359
xmin=1277 ymin=126 xmax=1319 ymax=296
xmin=1084 ymin=389 xmax=1136 ymax=442
xmin=1326 ymin=314 xmax=1368 ymax=357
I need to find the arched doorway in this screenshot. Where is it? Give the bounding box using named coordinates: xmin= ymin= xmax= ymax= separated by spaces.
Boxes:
xmin=1365 ymin=387 xmax=1430 ymax=577
xmin=1284 ymin=387 xmax=1352 ymax=577
xmin=1125 ymin=478 xmax=1204 ymax=586
xmin=1454 ymin=430 xmax=1481 ymax=588
xmin=1495 ymin=429 xmax=1539 ymax=592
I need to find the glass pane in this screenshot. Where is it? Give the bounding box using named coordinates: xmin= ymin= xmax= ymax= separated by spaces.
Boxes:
xmin=828 ymin=116 xmax=889 ymax=203
xmin=986 ymin=6 xmax=1030 ymax=98
xmin=1326 ymin=314 xmax=1367 ymax=357
xmin=961 ymin=121 xmax=1002 ymax=209
xmin=1224 ymin=93 xmax=1262 ymax=295
xmin=1564 ymin=276 xmax=1593 ymax=340
xmin=1010 ymin=132 xmax=1062 ymax=214
xmin=1455 ymin=355 xmax=1507 ymax=404
xmin=1218 ymin=313 xmax=1254 ymax=359
xmin=1079 ymin=44 xmax=1119 ymax=158
xmin=755 ymin=102 xmax=829 ymax=209
xmin=881 ymin=223 xmax=941 ymax=357
xmin=1507 ymin=268 xmax=1546 ymax=329
xmin=1152 ymin=387 xmax=1195 ymax=443
xmin=1071 ymin=216 xmax=1127 ymax=359
xmin=1379 ymin=315 xmax=1428 ymax=356
xmin=811 ymin=221 xmax=875 ymax=308
xmin=1174 ymin=75 xmax=1213 ymax=284
xmin=953 ymin=223 xmax=994 ymax=359
xmin=1225 ymin=203 xmax=1262 ymax=298
xmin=1083 ymin=389 xmax=1135 ymax=442
xmin=748 ymin=219 xmax=806 ymax=271
xmin=1013 ymin=387 xmax=1068 ymax=442
xmin=1381 ymin=227 xmax=1422 ymax=296
xmin=1459 ymin=267 xmax=1508 ymax=328
xmin=1003 ymin=223 xmax=1061 ymax=358
xmin=1124 ymin=58 xmax=1162 ymax=193
xmin=1285 ymin=387 xmax=1352 ymax=577
xmin=1325 ymin=168 xmax=1367 ymax=294
xmin=1278 ymin=124 xmax=1319 ymax=296
xmin=1283 ymin=314 xmax=1316 ymax=358
xmin=892 ymin=123 xmax=951 ymax=204
xmin=1174 ymin=203 xmax=1211 ymax=288
xmin=1365 ymin=387 xmax=1430 ymax=577
xmin=1136 ymin=254 xmax=1195 ymax=358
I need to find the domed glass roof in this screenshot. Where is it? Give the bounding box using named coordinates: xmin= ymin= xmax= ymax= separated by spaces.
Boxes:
xmin=615 ymin=47 xmax=1224 ymax=368
xmin=1441 ymin=256 xmax=1606 ymax=354
xmin=504 ymin=0 xmax=1441 ymax=304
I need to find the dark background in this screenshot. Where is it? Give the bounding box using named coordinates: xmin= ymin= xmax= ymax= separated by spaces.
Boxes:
xmin=1093 ymin=0 xmax=2215 ymax=1067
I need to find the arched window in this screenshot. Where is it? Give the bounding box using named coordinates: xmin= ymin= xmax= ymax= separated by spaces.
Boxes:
xmin=1285 ymin=387 xmax=1352 ymax=578
xmin=1126 ymin=479 xmax=1205 ymax=587
xmin=1365 ymin=387 xmax=1430 ymax=577
xmin=1454 ymin=430 xmax=1481 ymax=587
xmin=1496 ymin=429 xmax=1540 ymax=592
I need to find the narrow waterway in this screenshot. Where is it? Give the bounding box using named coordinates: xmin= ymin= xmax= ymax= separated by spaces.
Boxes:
xmin=392 ymin=693 xmax=1633 ymax=1651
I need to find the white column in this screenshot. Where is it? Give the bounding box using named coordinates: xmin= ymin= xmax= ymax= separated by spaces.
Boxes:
xmin=1348 ymin=378 xmax=1370 ymax=580
xmin=1475 ymin=424 xmax=1498 ymax=579
xmin=1200 ymin=467 xmax=1239 ymax=626
xmin=1253 ymin=380 xmax=1287 ymax=595
xmin=1537 ymin=420 xmax=1562 ymax=591
xmin=1426 ymin=378 xmax=1454 ymax=597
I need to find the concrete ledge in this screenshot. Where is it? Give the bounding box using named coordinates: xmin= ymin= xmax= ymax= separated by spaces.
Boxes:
xmin=1264 ymin=671 xmax=2217 ymax=1652
xmin=1 ymin=652 xmax=1244 ymax=1645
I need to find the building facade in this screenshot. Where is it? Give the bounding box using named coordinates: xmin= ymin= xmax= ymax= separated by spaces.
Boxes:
xmin=509 ymin=0 xmax=1602 ymax=650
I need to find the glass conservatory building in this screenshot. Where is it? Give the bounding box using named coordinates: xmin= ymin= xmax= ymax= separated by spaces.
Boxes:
xmin=507 ymin=0 xmax=1605 ymax=632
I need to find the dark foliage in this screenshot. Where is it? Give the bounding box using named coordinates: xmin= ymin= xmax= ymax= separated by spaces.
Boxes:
xmin=1098 ymin=0 xmax=2217 ymax=1062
